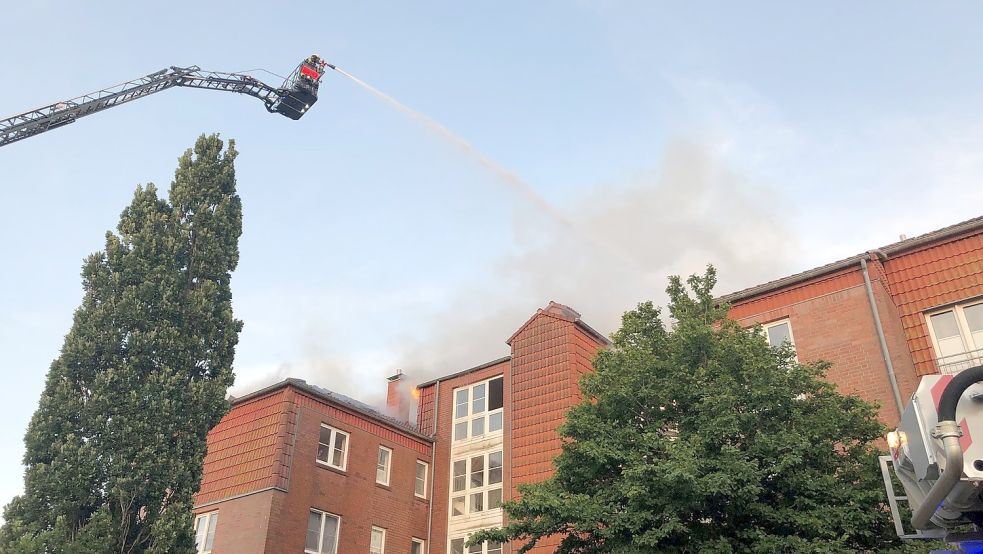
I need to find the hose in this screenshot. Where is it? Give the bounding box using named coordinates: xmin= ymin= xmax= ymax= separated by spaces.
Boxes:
xmin=912 ymin=365 xmax=983 ymax=530
xmin=939 ymin=365 xmax=983 ymax=421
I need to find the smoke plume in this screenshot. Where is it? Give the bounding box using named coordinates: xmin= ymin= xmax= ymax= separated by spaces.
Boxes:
xmin=393 ymin=140 xmax=797 ymax=386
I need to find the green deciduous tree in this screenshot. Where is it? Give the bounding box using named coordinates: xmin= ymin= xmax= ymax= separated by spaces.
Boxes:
xmin=471 ymin=267 xmax=919 ymax=553
xmin=1 ymin=135 xmax=243 ymax=554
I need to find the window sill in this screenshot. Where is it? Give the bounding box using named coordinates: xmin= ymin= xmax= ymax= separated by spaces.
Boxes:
xmin=315 ymin=460 xmax=348 ymax=475
xmin=450 ymin=507 xmax=504 ymax=519
xmin=375 ymin=482 xmax=391 ymax=491
xmin=452 ymin=431 xmax=504 ymax=445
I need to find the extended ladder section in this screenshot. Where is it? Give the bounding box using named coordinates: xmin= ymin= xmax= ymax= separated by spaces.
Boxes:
xmin=0 ymin=56 xmax=330 ymax=148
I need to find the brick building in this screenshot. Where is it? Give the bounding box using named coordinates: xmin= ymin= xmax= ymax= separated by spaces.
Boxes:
xmin=414 ymin=302 xmax=609 ymax=554
xmin=193 ymin=216 xmax=981 ymax=553
xmin=721 ymin=215 xmax=983 ymax=424
xmin=191 ymin=379 xmax=433 ymax=554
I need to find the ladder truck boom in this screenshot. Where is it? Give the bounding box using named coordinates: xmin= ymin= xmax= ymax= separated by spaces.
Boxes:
xmin=0 ymin=55 xmax=335 ymax=148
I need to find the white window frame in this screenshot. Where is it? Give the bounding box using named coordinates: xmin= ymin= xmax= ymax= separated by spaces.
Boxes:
xmin=316 ymin=424 xmax=350 ymax=471
xmin=193 ymin=511 xmax=218 ymax=554
xmin=926 ymin=299 xmax=983 ymax=374
xmin=449 ymin=450 xmax=504 ymax=518
xmin=762 ymin=318 xmax=795 ymax=348
xmin=305 ymin=509 xmax=340 ymax=554
xmin=761 ymin=318 xmax=797 ymax=361
xmin=376 ymin=446 xmax=392 ymax=486
xmin=452 ymin=376 xmax=504 ymax=442
xmin=415 ymin=460 xmax=428 ymax=498
xmin=450 ymin=536 xmax=503 ymax=554
xmin=411 ymin=538 xmax=425 ymax=554
xmin=370 ymin=526 xmax=387 ymax=554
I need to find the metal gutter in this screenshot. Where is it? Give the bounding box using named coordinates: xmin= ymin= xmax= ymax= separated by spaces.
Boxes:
xmin=416 ymin=356 xmax=511 ymax=389
xmin=426 ymin=380 xmax=440 ymax=554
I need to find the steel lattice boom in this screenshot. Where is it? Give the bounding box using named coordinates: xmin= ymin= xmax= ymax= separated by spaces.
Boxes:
xmin=0 ymin=56 xmax=332 ymax=148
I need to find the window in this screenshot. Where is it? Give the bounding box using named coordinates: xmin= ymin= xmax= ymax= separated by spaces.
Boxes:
xmin=763 ymin=319 xmax=794 ymax=348
xmin=193 ymin=511 xmax=218 ymax=554
xmin=317 ymin=424 xmax=349 ymax=471
xmin=305 ymin=509 xmax=340 ymax=554
xmin=450 ymin=450 xmax=504 ymax=517
xmin=761 ymin=318 xmax=797 ymax=360
xmin=451 ymin=538 xmax=501 ymax=554
xmin=411 ymin=538 xmax=425 ymax=554
xmin=415 ymin=460 xmax=428 ymax=498
xmin=376 ymin=446 xmax=392 ymax=486
xmin=453 ymin=377 xmax=504 ymax=442
xmin=370 ymin=526 xmax=386 ymax=554
xmin=928 ymin=300 xmax=983 ymax=373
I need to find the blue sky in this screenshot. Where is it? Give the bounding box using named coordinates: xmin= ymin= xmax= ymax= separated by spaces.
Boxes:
xmin=2 ymin=1 xmax=983 ymax=510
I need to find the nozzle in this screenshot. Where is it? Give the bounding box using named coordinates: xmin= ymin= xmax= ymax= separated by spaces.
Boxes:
xmin=325 ymin=63 xmax=337 ymax=71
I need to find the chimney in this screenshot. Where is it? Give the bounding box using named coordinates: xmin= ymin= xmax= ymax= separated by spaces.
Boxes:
xmin=387 ymin=370 xmax=409 ymax=421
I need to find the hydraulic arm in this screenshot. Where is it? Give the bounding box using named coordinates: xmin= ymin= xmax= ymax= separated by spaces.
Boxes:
xmin=0 ymin=55 xmax=333 ymax=148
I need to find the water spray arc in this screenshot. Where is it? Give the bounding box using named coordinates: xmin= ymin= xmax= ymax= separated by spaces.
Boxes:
xmin=324 ymin=63 xmax=638 ymax=270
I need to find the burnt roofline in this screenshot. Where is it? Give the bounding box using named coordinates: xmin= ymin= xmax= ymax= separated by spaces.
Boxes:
xmin=230 ymin=378 xmax=434 ymax=442
xmin=718 ymin=214 xmax=983 ymax=304
xmin=416 ymin=355 xmax=511 ymax=389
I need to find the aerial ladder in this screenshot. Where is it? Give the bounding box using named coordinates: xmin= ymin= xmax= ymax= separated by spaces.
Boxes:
xmin=884 ymin=364 xmax=983 ymax=553
xmin=0 ymin=55 xmax=334 ymax=148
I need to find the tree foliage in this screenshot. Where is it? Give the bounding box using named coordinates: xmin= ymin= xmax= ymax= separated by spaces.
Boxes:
xmin=471 ymin=267 xmax=923 ymax=553
xmin=1 ymin=135 xmax=243 ymax=553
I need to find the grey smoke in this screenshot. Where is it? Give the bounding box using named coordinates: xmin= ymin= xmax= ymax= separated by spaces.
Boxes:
xmin=394 ymin=140 xmax=798 ymax=386
xmin=231 ymin=140 xmax=798 ymax=411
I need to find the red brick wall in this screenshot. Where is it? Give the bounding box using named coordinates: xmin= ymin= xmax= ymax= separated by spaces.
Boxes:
xmin=728 ymin=266 xmax=911 ymax=423
xmin=265 ymin=391 xmax=432 ymax=554
xmin=417 ymin=383 xmax=437 ymax=440
xmin=417 ymin=359 xmax=510 ymax=554
xmin=880 ymin=232 xmax=983 ymax=376
xmin=195 ymin=490 xmax=278 ymax=554
xmin=196 ymin=384 xmax=432 ymax=553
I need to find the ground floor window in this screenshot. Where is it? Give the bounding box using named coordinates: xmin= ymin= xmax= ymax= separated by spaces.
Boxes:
xmin=305 ymin=509 xmax=340 ymax=554
xmin=451 ymin=537 xmax=502 ymax=554
xmin=193 ymin=511 xmax=218 ymax=554
xmin=370 ymin=526 xmax=386 ymax=554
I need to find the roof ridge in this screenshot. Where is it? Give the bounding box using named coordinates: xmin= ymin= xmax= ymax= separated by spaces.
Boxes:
xmin=231 ymin=378 xmax=432 ymax=442
xmin=719 ymin=214 xmax=983 ymax=304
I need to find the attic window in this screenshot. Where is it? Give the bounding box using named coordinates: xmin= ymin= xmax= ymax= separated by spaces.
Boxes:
xmin=452 ymin=376 xmax=504 ymax=442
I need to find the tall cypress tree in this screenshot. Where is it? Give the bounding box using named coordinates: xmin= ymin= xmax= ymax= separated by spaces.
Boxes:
xmin=1 ymin=134 xmax=243 ymax=553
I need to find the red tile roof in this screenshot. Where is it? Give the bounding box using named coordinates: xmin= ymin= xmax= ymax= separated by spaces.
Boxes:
xmin=195 ymin=388 xmax=293 ymax=506
xmin=720 ymin=215 xmax=983 ymax=304
xmin=881 ymin=232 xmax=983 ymax=376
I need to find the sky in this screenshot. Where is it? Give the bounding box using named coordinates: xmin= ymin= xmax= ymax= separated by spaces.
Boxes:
xmin=2 ymin=1 xmax=983 ymax=511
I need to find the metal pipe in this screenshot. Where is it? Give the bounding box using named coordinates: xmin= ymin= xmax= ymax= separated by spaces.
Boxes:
xmin=425 ymin=380 xmax=440 ymax=554
xmin=911 ymin=420 xmax=963 ymax=529
xmin=911 ymin=366 xmax=983 ymax=529
xmin=860 ymin=256 xmax=905 ymax=417
xmin=507 ymin=358 xmax=515 ymax=554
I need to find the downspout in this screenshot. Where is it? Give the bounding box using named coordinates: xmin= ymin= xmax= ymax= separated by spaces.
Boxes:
xmin=860 ymin=254 xmax=905 ymax=417
xmin=426 ymin=380 xmax=440 ymax=554
xmin=507 ymin=358 xmax=514 ymax=554
xmin=911 ymin=365 xmax=983 ymax=529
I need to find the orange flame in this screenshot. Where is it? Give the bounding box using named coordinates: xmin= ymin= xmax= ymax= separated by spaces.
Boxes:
xmin=410 ymin=387 xmax=421 ymax=400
